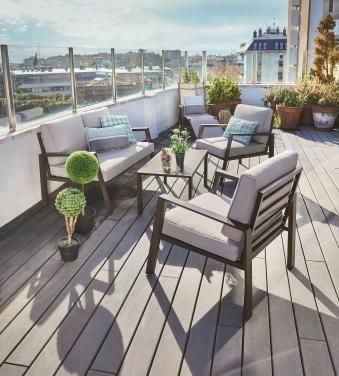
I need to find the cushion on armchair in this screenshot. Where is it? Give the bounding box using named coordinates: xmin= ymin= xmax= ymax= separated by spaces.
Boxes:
xmin=183 ymin=95 xmax=205 ymax=115
xmin=85 ymin=126 xmax=129 ymax=152
xmin=224 ymin=116 xmax=257 ymax=145
xmin=100 ymin=115 xmax=137 ymax=144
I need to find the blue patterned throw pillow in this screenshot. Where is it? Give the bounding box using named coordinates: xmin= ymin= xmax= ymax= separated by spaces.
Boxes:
xmin=85 ymin=126 xmax=129 ymax=152
xmin=100 ymin=115 xmax=137 ymax=144
xmin=224 ymin=116 xmax=257 ymax=145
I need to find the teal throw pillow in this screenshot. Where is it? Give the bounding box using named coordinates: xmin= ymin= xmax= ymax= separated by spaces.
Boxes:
xmin=224 ymin=116 xmax=257 ymax=145
xmin=100 ymin=115 xmax=137 ymax=144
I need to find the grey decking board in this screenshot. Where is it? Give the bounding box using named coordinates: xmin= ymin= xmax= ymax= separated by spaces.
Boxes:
xmin=0 ymin=363 xmax=27 ymax=376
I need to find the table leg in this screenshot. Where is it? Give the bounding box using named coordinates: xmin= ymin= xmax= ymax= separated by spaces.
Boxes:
xmin=137 ymin=173 xmax=143 ymax=215
xmin=204 ymin=153 xmax=208 ymax=189
xmin=164 ymin=176 xmax=167 ymax=185
xmin=188 ymin=177 xmax=193 ymax=200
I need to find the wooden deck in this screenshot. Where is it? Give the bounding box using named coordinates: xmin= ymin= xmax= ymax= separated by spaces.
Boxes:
xmin=0 ymin=127 xmax=339 ymax=376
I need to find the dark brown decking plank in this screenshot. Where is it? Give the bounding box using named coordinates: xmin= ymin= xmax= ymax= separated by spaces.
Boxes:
xmin=0 ymin=259 xmax=63 ymax=332
xmin=179 ymin=258 xmax=224 ymax=376
xmin=0 ymin=178 xmax=159 ymax=364
xmin=300 ymin=339 xmax=335 ymax=376
xmin=0 ymin=363 xmax=27 ymax=376
xmin=265 ymin=236 xmax=303 ymax=376
xmin=6 ymin=177 xmax=168 ymax=368
xmin=147 ymin=252 xmax=206 ymax=376
xmin=242 ymin=257 xmax=272 ymax=376
xmin=87 ymin=370 xmax=115 ymax=376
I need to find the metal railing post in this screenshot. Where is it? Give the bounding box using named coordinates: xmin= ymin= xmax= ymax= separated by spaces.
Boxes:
xmin=69 ymin=47 xmax=77 ymax=112
xmin=141 ymin=49 xmax=145 ymax=96
xmin=111 ymin=48 xmax=116 ymax=102
xmin=162 ymin=49 xmax=165 ymax=90
xmin=1 ymin=45 xmax=16 ymax=132
xmin=202 ymin=50 xmax=207 ymax=85
xmin=178 ymin=50 xmax=182 ymax=84
xmin=184 ymin=51 xmax=188 ymax=71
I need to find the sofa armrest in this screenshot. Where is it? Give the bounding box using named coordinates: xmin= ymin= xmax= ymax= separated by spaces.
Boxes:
xmin=131 ymin=127 xmax=152 ymax=142
xmin=41 ymin=152 xmax=71 ymax=157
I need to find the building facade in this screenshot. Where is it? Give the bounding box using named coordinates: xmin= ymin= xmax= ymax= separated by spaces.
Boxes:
xmin=240 ymin=26 xmax=287 ymax=84
xmin=287 ymin=0 xmax=339 ymax=82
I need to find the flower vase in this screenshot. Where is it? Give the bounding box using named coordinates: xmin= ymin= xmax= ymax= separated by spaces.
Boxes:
xmin=175 ymin=153 xmax=185 ymax=172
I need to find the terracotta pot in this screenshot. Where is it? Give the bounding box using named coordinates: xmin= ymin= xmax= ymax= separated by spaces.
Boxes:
xmin=300 ymin=104 xmax=314 ymax=127
xmin=312 ymin=106 xmax=338 ymax=131
xmin=276 ymin=105 xmax=302 ymax=130
xmin=210 ymin=100 xmax=241 ymax=117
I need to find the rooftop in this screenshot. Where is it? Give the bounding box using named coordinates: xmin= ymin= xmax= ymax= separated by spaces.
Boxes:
xmin=0 ymin=127 xmax=339 ymax=375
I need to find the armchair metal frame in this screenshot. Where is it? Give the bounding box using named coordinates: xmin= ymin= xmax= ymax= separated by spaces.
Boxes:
xmin=198 ymin=124 xmax=275 ymax=170
xmin=37 ymin=127 xmax=152 ymax=215
xmin=146 ymin=166 xmax=302 ymax=320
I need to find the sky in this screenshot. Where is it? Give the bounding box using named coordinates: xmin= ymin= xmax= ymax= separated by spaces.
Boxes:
xmin=0 ymin=0 xmax=288 ymax=52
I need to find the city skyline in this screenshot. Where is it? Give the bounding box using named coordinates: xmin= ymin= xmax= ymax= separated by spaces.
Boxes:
xmin=0 ymin=0 xmax=287 ymax=51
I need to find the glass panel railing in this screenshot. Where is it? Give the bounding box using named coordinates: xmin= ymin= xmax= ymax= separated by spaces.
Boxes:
xmin=187 ymin=52 xmax=202 ymax=82
xmin=164 ymin=50 xmax=180 ymax=88
xmin=73 ymin=47 xmax=112 ymax=107
xmin=115 ymin=49 xmax=143 ymax=99
xmin=8 ymin=45 xmax=72 ymax=130
xmin=207 ymin=50 xmax=244 ymax=83
xmin=0 ymin=57 xmax=8 ymax=136
xmin=144 ymin=50 xmax=162 ymax=92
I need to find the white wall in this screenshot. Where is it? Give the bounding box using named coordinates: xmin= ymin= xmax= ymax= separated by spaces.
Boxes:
xmin=0 ymin=88 xmax=179 ymax=228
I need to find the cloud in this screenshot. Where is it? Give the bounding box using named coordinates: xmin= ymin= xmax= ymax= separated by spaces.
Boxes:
xmin=0 ymin=0 xmax=287 ymax=50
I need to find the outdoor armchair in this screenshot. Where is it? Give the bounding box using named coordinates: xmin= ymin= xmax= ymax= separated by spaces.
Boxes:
xmin=146 ymin=150 xmax=302 ymax=320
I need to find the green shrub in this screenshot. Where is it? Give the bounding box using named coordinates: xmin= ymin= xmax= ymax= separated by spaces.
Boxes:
xmin=207 ymin=76 xmax=241 ymax=103
xmin=55 ymin=187 xmax=86 ymax=218
xmin=182 ymin=69 xmax=200 ymax=84
xmin=66 ymin=151 xmax=99 ymax=185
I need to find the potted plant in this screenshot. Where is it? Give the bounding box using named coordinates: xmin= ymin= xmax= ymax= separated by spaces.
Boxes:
xmin=276 ymin=87 xmax=306 ymax=130
xmin=207 ymin=76 xmax=241 ymax=117
xmin=296 ymin=76 xmax=320 ymax=127
xmin=170 ymin=127 xmax=189 ymax=172
xmin=263 ymin=86 xmax=279 ymax=114
xmin=66 ymin=151 xmax=99 ymax=234
xmin=312 ymin=82 xmax=339 ymax=130
xmin=182 ymin=69 xmax=200 ymax=84
xmin=55 ymin=187 xmax=86 ymax=261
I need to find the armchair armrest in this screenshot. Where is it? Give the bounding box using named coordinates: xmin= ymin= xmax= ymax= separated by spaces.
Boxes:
xmin=131 ymin=127 xmax=152 ymax=142
xmin=214 ymin=169 xmax=239 ymax=182
xmin=159 ymin=194 xmax=249 ymax=232
xmin=198 ymin=123 xmax=227 ymax=139
xmin=228 ymin=132 xmax=272 ymax=137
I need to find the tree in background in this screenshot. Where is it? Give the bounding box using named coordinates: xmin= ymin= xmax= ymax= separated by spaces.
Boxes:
xmin=311 ymin=14 xmax=339 ymax=83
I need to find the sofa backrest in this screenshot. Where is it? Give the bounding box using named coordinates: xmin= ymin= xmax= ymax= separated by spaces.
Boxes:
xmin=40 ymin=114 xmax=87 ymax=166
xmin=234 ymin=104 xmax=273 ymax=144
xmin=81 ymin=107 xmax=110 ymax=128
xmin=227 ymin=150 xmax=298 ymax=242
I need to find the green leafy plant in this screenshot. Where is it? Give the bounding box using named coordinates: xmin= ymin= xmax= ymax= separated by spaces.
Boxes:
xmin=207 ymin=76 xmax=241 ymax=104
xmin=295 ymin=76 xmax=321 ymax=106
xmin=170 ymin=127 xmax=189 ymax=155
xmin=182 ymin=69 xmax=200 ymax=84
xmin=55 ymin=188 xmax=86 ymax=245
xmin=280 ymin=90 xmax=307 ymax=107
xmin=311 ymin=14 xmax=339 ymax=83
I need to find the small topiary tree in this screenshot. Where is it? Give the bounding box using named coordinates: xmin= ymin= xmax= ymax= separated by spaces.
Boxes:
xmin=207 ymin=76 xmax=241 ymax=103
xmin=311 ymin=14 xmax=339 ymax=83
xmin=66 ymin=151 xmax=99 ymax=214
xmin=55 ymin=188 xmax=86 ymax=245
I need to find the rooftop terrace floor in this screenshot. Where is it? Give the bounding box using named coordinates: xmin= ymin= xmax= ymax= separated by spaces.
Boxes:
xmin=0 ymin=127 xmax=339 ymax=376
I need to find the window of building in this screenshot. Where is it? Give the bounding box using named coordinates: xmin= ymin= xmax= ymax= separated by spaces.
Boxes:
xmin=329 ymin=0 xmax=334 ymax=12
xmin=253 ymin=43 xmax=257 ymax=50
xmin=280 ymin=42 xmax=284 ymax=49
xmin=275 ymin=42 xmax=279 ymax=50
xmin=258 ymin=43 xmax=262 ymax=50
xmin=263 ymin=42 xmax=267 ymax=50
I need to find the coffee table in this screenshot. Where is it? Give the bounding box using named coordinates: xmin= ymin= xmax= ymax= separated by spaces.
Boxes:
xmin=137 ymin=149 xmax=208 ymax=214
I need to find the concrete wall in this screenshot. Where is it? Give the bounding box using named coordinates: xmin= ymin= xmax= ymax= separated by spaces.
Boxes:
xmin=0 ymin=88 xmax=179 ymax=228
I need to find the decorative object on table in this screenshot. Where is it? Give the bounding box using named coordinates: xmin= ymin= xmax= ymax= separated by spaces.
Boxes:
xmin=55 ymin=188 xmax=86 ymax=261
xmin=170 ymin=127 xmax=189 ymax=172
xmin=218 ymin=109 xmax=232 ymax=129
xmin=207 ymin=76 xmax=241 ymax=117
xmin=66 ymin=151 xmax=99 ymax=234
xmin=160 ymin=148 xmax=172 ymax=173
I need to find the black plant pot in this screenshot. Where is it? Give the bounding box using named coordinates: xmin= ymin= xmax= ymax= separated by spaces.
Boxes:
xmin=57 ymin=236 xmax=80 ymax=262
xmin=75 ymin=207 xmax=96 ymax=234
xmin=175 ymin=153 xmax=185 ymax=172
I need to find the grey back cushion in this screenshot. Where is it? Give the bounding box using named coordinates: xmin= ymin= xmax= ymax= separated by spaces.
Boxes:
xmin=234 ymin=104 xmax=273 ymax=144
xmin=81 ymin=107 xmax=110 ymax=128
xmin=40 ymin=115 xmax=87 ymax=166
xmin=227 ymin=150 xmax=298 ymax=241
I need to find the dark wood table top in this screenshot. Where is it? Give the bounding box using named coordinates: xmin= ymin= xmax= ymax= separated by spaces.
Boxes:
xmin=137 ymin=148 xmax=207 ymax=178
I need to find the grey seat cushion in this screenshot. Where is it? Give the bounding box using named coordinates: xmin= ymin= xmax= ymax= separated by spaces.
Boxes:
xmin=195 ymin=137 xmax=266 ymax=158
xmin=185 ymin=113 xmax=221 ymax=138
xmin=233 ymin=104 xmax=272 ymax=144
xmin=81 ymin=107 xmax=110 ymax=128
xmin=40 ymin=115 xmax=87 ymax=166
xmin=50 ymin=142 xmax=154 ymax=182
xmin=162 ymin=192 xmax=242 ymax=261
xmin=228 ymin=150 xmax=298 ymax=241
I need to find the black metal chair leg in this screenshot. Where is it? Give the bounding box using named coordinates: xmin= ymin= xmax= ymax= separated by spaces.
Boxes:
xmin=287 ymin=195 xmax=296 ymax=270
xmin=98 ymin=169 xmax=112 ymax=215
xmin=39 ymin=154 xmax=49 ymax=207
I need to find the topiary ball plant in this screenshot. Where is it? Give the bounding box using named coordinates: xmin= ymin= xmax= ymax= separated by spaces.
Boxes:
xmin=66 ymin=151 xmax=99 ymax=185
xmin=55 ymin=188 xmax=86 ymax=245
